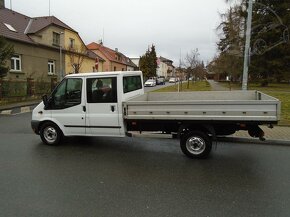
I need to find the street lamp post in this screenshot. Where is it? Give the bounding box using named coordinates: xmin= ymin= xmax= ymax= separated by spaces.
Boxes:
xmin=59 ymin=32 xmax=64 ymax=80
xmin=242 ymin=0 xmax=253 ymax=90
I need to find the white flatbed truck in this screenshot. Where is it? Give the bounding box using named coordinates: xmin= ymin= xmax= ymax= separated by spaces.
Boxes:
xmin=31 ymin=71 xmax=281 ymax=159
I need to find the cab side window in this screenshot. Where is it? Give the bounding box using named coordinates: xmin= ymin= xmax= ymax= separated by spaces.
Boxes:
xmin=50 ymin=78 xmax=82 ymax=109
xmin=87 ymin=77 xmax=117 ymax=103
xmin=123 ymin=76 xmax=142 ymax=93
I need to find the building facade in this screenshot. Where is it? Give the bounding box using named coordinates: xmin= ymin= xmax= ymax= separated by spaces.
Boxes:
xmin=87 ymin=42 xmax=136 ymax=72
xmin=0 ymin=1 xmax=103 ymax=82
xmin=156 ymin=56 xmax=175 ymax=78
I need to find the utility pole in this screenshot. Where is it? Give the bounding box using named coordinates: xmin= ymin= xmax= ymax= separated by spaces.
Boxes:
xmin=59 ymin=32 xmax=64 ymax=80
xmin=242 ymin=0 xmax=253 ymax=90
xmin=178 ymin=49 xmax=181 ymax=92
xmin=49 ymin=0 xmax=51 ymax=16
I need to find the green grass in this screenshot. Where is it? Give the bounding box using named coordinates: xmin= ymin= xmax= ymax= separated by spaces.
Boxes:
xmin=219 ymin=82 xmax=290 ymax=126
xmin=153 ymin=81 xmax=211 ymax=92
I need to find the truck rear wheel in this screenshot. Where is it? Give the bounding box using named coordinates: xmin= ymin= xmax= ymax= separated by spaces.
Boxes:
xmin=180 ymin=131 xmax=212 ymax=159
xmin=40 ymin=122 xmax=62 ymax=146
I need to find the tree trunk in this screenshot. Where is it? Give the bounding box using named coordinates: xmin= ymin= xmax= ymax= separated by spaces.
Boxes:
xmin=0 ymin=77 xmax=2 ymax=99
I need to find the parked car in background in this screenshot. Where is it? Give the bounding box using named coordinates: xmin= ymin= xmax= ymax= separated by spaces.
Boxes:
xmin=157 ymin=76 xmax=165 ymax=85
xmin=169 ymin=77 xmax=176 ymax=83
xmin=144 ymin=79 xmax=156 ymax=87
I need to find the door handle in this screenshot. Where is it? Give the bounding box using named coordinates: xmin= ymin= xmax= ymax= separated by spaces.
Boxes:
xmin=111 ymin=105 xmax=115 ymax=112
xmin=83 ymin=106 xmax=86 ymax=112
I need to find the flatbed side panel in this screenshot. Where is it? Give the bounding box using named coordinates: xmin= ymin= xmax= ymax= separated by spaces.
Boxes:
xmin=127 ymin=91 xmax=279 ymax=102
xmin=124 ymin=100 xmax=279 ymax=122
xmin=123 ymin=91 xmax=280 ymax=122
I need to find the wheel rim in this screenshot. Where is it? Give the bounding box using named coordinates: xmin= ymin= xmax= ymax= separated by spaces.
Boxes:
xmin=186 ymin=136 xmax=206 ymax=155
xmin=43 ymin=126 xmax=57 ymax=143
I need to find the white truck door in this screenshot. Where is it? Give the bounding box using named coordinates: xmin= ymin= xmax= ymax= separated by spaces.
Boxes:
xmin=50 ymin=78 xmax=86 ymax=135
xmin=85 ymin=76 xmax=121 ymax=136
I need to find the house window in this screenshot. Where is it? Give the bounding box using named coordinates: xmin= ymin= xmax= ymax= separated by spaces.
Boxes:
xmin=11 ymin=55 xmax=21 ymax=71
xmin=113 ymin=66 xmax=116 ymax=71
xmin=53 ymin=32 xmax=60 ymax=46
xmin=69 ymin=38 xmax=75 ymax=49
xmin=48 ymin=60 xmax=55 ymax=74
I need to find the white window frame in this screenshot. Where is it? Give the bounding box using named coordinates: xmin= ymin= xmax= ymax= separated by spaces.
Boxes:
xmin=10 ymin=55 xmax=22 ymax=72
xmin=48 ymin=60 xmax=55 ymax=75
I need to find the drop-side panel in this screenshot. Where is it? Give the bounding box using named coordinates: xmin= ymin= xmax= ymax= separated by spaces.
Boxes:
xmin=123 ymin=91 xmax=280 ymax=122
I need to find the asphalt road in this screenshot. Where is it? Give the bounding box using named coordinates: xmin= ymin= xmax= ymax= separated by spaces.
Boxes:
xmin=144 ymin=81 xmax=178 ymax=92
xmin=1 ymin=112 xmax=290 ymax=217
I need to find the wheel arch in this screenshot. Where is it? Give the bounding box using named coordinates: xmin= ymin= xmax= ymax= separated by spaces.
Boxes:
xmin=38 ymin=119 xmax=65 ymax=136
xmin=178 ymin=123 xmax=216 ymax=140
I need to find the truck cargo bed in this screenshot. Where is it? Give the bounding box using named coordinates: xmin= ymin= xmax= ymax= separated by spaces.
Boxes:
xmin=123 ymin=91 xmax=280 ymax=122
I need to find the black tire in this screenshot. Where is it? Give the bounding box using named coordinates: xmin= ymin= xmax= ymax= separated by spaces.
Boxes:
xmin=180 ymin=131 xmax=212 ymax=159
xmin=40 ymin=122 xmax=62 ymax=146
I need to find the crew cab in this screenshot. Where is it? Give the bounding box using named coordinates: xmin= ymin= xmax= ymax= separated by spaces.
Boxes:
xmin=31 ymin=71 xmax=281 ymax=159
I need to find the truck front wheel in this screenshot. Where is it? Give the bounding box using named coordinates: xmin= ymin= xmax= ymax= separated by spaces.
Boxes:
xmin=180 ymin=131 xmax=212 ymax=159
xmin=40 ymin=122 xmax=62 ymax=146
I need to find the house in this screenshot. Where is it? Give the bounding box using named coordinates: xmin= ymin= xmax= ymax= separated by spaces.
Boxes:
xmin=130 ymin=57 xmax=140 ymax=70
xmin=0 ymin=0 xmax=103 ymax=82
xmin=156 ymin=56 xmax=175 ymax=78
xmin=87 ymin=42 xmax=136 ymax=72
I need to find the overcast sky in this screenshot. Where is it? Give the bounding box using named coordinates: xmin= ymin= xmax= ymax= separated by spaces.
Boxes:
xmin=4 ymin=0 xmax=228 ymax=66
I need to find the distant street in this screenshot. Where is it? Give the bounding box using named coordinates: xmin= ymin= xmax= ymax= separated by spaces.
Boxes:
xmin=0 ymin=112 xmax=290 ymax=217
xmin=144 ymin=81 xmax=176 ymax=92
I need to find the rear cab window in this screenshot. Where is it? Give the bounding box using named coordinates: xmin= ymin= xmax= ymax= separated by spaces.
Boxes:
xmin=123 ymin=75 xmax=142 ymax=93
xmin=86 ymin=77 xmax=117 ymax=103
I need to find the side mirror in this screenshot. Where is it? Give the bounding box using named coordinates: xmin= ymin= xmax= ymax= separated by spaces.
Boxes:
xmin=42 ymin=95 xmax=48 ymax=107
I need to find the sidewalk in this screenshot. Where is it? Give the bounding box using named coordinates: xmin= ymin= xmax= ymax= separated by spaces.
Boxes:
xmin=230 ymin=125 xmax=290 ymax=145
xmin=0 ymin=100 xmax=41 ymax=114
xmin=132 ymin=125 xmax=290 ymax=145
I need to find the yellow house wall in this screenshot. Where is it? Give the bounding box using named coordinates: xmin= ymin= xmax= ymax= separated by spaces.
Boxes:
xmin=63 ymin=30 xmax=86 ymax=51
xmin=29 ymin=26 xmax=64 ymax=48
xmin=64 ymin=54 xmax=103 ymax=74
xmin=63 ymin=30 xmax=98 ymax=74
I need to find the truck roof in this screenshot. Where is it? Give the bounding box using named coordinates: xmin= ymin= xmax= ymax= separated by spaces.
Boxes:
xmin=65 ymin=71 xmax=142 ymax=78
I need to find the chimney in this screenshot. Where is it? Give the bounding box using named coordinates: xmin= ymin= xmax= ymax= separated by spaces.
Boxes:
xmin=0 ymin=0 xmax=5 ymax=9
xmin=115 ymin=48 xmax=118 ymax=52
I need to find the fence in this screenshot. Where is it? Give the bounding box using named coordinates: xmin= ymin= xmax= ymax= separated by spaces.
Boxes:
xmin=0 ymin=78 xmax=58 ymax=101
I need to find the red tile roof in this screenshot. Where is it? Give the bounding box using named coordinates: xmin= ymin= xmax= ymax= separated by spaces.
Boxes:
xmin=87 ymin=42 xmax=136 ymax=67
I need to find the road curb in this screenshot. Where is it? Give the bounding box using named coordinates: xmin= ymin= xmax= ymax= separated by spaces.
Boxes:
xmin=0 ymin=110 xmax=12 ymax=115
xmin=218 ymin=136 xmax=290 ymax=146
xmin=0 ymin=104 xmax=38 ymax=115
xmin=0 ymin=102 xmax=40 ymax=112
xmin=0 ymin=100 xmax=41 ymax=112
xmin=130 ymin=132 xmax=290 ymax=146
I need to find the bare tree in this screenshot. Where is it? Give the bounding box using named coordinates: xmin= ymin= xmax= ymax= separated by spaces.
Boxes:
xmin=67 ymin=45 xmax=87 ymax=74
xmin=183 ymin=48 xmax=200 ymax=88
